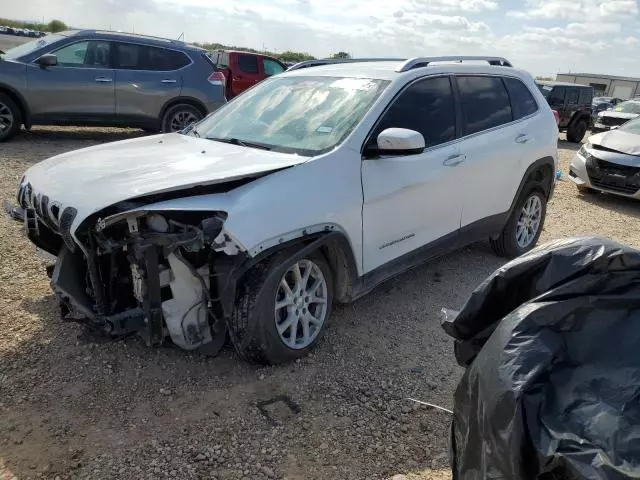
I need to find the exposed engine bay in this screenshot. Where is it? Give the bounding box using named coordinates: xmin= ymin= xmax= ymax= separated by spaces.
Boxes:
xmin=10 ymin=189 xmax=249 ymax=356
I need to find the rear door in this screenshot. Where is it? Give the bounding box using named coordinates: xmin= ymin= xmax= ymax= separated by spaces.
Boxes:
xmin=455 ymin=75 xmax=537 ymax=228
xmin=229 ymin=53 xmax=261 ymax=97
xmin=26 ymin=40 xmax=115 ymax=121
xmin=113 ymin=42 xmax=187 ymax=124
xmin=262 ymin=57 xmax=286 ymax=78
xmin=565 ymin=87 xmax=581 ymax=124
xmin=547 ymin=86 xmax=569 ymax=126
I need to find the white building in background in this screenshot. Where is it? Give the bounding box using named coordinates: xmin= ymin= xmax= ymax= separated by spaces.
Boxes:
xmin=555 ymin=73 xmax=640 ymax=99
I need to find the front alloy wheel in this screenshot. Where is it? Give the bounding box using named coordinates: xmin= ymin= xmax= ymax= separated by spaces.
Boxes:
xmin=230 ymin=251 xmax=334 ymax=364
xmin=274 ymin=259 xmax=329 ymax=349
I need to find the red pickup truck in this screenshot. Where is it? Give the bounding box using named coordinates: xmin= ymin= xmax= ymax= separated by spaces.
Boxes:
xmin=207 ymin=50 xmax=287 ymax=99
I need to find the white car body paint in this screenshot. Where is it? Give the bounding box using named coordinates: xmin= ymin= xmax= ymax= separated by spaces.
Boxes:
xmin=21 ymin=133 xmax=310 ymax=236
xmin=19 ymin=60 xmax=558 ymax=280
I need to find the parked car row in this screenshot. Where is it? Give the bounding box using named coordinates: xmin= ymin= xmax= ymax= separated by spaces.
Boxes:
xmin=0 ymin=30 xmax=302 ymax=141
xmin=5 ymin=55 xmax=559 ymax=363
xmin=592 ymin=99 xmax=640 ymax=132
xmin=0 ymin=25 xmax=45 ymax=37
xmin=0 ymin=29 xmax=228 ymax=141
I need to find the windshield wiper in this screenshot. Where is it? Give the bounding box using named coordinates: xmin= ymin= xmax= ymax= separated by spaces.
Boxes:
xmin=181 ymin=123 xmax=200 ymax=137
xmin=208 ymin=137 xmax=271 ymax=150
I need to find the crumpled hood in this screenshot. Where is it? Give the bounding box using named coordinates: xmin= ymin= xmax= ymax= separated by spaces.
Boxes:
xmin=590 ymin=130 xmax=640 ymax=157
xmin=22 ymin=133 xmax=308 ymax=227
xmin=598 ymin=111 xmax=639 ymax=120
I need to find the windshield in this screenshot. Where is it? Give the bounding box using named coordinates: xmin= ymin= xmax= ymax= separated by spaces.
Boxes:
xmin=619 ymin=117 xmax=640 ymax=135
xmin=193 ymin=76 xmax=390 ymax=156
xmin=0 ymin=33 xmax=66 ymax=60
xmin=612 ymin=101 xmax=640 ymax=114
xmin=593 ymin=97 xmax=612 ymax=103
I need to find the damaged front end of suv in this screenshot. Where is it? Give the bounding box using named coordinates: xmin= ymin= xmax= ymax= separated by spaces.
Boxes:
xmin=8 ymin=182 xmax=252 ymax=357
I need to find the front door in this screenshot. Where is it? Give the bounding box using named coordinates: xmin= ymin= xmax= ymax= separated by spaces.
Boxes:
xmin=231 ymin=54 xmax=261 ymax=97
xmin=26 ymin=40 xmax=115 ymax=122
xmin=361 ymin=75 xmax=464 ymax=273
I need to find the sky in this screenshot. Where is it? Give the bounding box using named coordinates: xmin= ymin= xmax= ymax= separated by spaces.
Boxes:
xmin=4 ymin=0 xmax=640 ymax=77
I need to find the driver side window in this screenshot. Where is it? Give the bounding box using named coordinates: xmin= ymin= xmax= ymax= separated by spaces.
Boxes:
xmin=52 ymin=41 xmax=111 ymax=68
xmin=372 ymin=76 xmax=456 ymax=149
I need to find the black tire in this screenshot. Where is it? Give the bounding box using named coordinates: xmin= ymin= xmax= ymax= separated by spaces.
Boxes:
xmin=567 ymin=118 xmax=588 ymax=143
xmin=230 ymin=250 xmax=334 ymax=364
xmin=0 ymin=93 xmax=22 ymax=142
xmin=161 ymin=103 xmax=204 ymax=133
xmin=490 ymin=186 xmax=547 ymax=259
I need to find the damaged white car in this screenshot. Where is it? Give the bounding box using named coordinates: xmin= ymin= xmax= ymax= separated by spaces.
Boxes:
xmin=569 ymin=116 xmax=640 ymax=198
xmin=5 ymin=57 xmax=558 ymax=363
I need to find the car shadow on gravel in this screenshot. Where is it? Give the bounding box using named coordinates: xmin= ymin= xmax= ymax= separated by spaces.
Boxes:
xmin=578 ymin=190 xmax=640 ymax=219
xmin=557 ymin=139 xmax=582 ymax=152
xmin=13 ymin=126 xmax=147 ymax=143
xmin=1 ymin=242 xmax=504 ymax=480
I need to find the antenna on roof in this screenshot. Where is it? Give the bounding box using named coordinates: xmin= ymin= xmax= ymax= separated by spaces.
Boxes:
xmin=177 ymin=32 xmax=184 ymax=41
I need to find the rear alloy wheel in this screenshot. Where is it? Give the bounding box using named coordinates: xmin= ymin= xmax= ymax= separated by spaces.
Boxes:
xmin=567 ymin=119 xmax=588 ymax=143
xmin=161 ymin=104 xmax=203 ymax=133
xmin=515 ymin=194 xmax=543 ymax=250
xmin=490 ymin=187 xmax=547 ymax=258
xmin=0 ymin=93 xmax=21 ymax=142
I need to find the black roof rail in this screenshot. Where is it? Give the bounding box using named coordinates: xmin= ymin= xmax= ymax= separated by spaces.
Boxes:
xmin=78 ymin=29 xmax=186 ymax=44
xmin=396 ymin=56 xmax=513 ymax=72
xmin=288 ymin=57 xmax=406 ymax=71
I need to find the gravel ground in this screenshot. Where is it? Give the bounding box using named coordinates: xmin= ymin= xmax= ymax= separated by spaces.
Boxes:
xmin=1 ymin=127 xmax=639 ymax=480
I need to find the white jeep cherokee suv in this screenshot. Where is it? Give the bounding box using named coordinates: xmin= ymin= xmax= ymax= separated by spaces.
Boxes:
xmin=7 ymin=56 xmax=558 ymax=363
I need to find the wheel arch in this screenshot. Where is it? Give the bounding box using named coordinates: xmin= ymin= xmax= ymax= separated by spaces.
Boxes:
xmin=229 ymin=231 xmax=359 ymax=312
xmin=496 ymin=156 xmax=554 ymax=238
xmin=159 ymin=96 xmax=208 ymax=122
xmin=569 ymin=110 xmax=591 ymax=127
xmin=0 ymin=83 xmax=31 ymax=127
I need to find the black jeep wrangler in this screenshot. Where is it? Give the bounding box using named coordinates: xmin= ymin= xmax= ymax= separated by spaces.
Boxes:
xmin=536 ymin=81 xmax=593 ymax=143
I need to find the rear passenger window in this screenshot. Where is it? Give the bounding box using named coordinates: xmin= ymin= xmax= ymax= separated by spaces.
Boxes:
xmin=567 ymin=89 xmax=579 ymax=105
xmin=374 ymin=76 xmax=456 ymax=148
xmin=114 ymin=43 xmax=190 ymax=71
xmin=548 ymin=87 xmax=566 ymax=105
xmin=579 ymin=88 xmax=592 ymax=104
xmin=237 ymin=54 xmax=259 ymax=74
xmin=456 ymin=76 xmax=512 ymax=135
xmin=503 ymin=77 xmax=538 ymax=120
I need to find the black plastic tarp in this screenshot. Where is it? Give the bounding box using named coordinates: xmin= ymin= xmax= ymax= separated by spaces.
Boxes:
xmin=442 ymin=237 xmax=640 ymax=480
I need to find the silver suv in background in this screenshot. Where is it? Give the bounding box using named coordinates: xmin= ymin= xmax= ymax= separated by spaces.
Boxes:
xmin=0 ymin=30 xmax=227 ymax=141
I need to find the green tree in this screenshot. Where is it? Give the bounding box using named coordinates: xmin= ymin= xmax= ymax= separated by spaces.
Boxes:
xmin=331 ymin=51 xmax=351 ymax=59
xmin=47 ymin=19 xmax=68 ymax=33
xmin=278 ymin=50 xmax=315 ymax=63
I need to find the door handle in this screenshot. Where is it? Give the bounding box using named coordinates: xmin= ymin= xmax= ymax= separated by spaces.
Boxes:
xmin=443 ymin=154 xmax=465 ymax=167
xmin=95 ymin=77 xmax=113 ymax=83
xmin=161 ymin=79 xmax=177 ymax=84
xmin=515 ymin=134 xmax=530 ymax=144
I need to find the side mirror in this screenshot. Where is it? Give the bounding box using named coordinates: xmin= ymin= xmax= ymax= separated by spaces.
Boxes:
xmin=376 ymin=128 xmax=425 ymax=155
xmin=36 ymin=54 xmax=57 ymax=68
